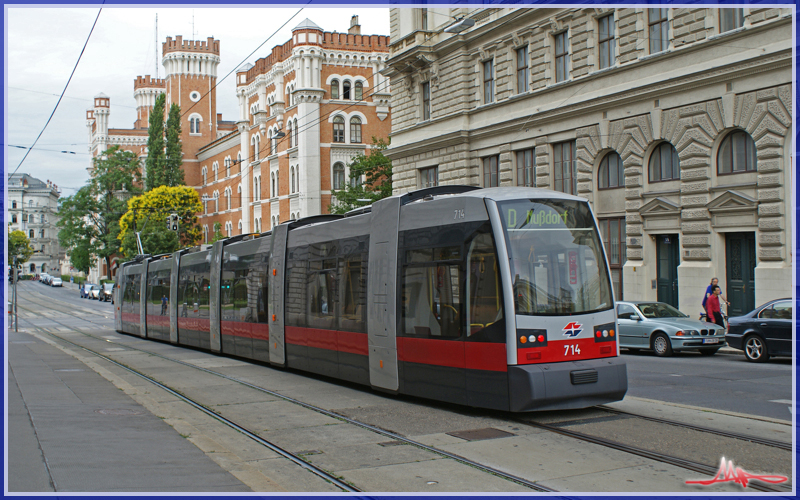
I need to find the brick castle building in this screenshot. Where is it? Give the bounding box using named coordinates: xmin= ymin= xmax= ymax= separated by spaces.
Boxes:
xmin=86 ymin=16 xmax=391 ymax=256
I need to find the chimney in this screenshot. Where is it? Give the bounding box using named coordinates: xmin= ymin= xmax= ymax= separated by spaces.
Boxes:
xmin=348 ymin=15 xmax=361 ymax=35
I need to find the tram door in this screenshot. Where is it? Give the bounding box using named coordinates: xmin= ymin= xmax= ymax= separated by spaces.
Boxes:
xmin=656 ymin=234 xmax=679 ymax=308
xmin=726 ymin=232 xmax=755 ymax=317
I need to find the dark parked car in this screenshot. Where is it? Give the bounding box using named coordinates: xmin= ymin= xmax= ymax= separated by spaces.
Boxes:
xmin=81 ymin=284 xmax=97 ymax=299
xmin=100 ymin=283 xmax=114 ymax=302
xmin=726 ymin=298 xmax=792 ymax=362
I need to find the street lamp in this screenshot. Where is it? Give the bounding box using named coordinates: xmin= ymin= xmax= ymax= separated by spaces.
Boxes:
xmin=444 ymin=17 xmax=475 ymax=34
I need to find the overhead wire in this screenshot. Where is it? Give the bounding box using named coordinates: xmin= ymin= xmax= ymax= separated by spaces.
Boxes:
xmin=8 ymin=5 xmax=104 ymax=180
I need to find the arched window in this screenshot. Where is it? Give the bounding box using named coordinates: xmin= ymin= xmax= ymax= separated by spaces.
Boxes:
xmin=238 ymin=220 xmax=243 ymax=234
xmin=354 ymin=81 xmax=363 ymax=101
xmin=271 ymin=173 xmax=276 ymax=198
xmin=202 ymin=167 xmax=207 ymax=185
xmin=214 ymin=192 xmax=219 ymax=213
xmin=343 ymin=80 xmax=351 ymax=100
xmin=287 ymin=121 xmax=293 ymax=148
xmin=331 ymin=79 xmax=340 ymax=99
xmin=237 ymin=152 xmax=242 ymax=164
xmin=291 ymin=167 xmax=296 ymax=194
xmin=253 ymin=177 xmax=259 ymax=201
xmin=41 ymin=214 xmax=45 ymax=223
xmin=226 ymin=188 xmax=231 ymax=210
xmin=225 ymin=157 xmax=231 ymax=177
xmin=212 ymin=162 xmax=219 ymax=181
xmin=252 ymin=136 xmax=260 ymax=161
xmin=296 ymin=169 xmax=300 ymax=193
xmin=270 ymin=131 xmax=277 ymax=155
xmin=293 ymin=118 xmax=298 ymax=148
xmin=648 ymin=142 xmax=680 ymax=182
xmin=190 ymin=116 xmax=201 ymax=134
xmin=350 ymin=117 xmax=362 ymax=143
xmin=29 ymin=229 xmax=34 ymax=238
xmin=718 ymin=130 xmax=757 ymax=175
xmin=598 ymin=152 xmax=624 ymax=189
xmin=333 ymin=162 xmax=345 ymax=190
xmin=29 ymin=200 xmax=34 ymax=207
xmin=28 ymin=214 xmax=33 ymax=223
xmin=203 ymin=225 xmax=208 ymax=243
xmin=333 ymin=116 xmax=345 ymax=143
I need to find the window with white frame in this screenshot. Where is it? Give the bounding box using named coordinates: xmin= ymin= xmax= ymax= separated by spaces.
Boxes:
xmin=225 ymin=157 xmax=231 ymax=177
xmin=293 ymin=118 xmax=298 ymax=147
xmin=331 ymin=79 xmax=340 ymax=99
xmin=598 ymin=151 xmax=624 ymax=189
xmin=333 ymin=116 xmax=345 ymax=143
xmin=483 ymin=60 xmax=494 ymax=104
xmin=350 ymin=117 xmax=362 ymax=143
xmin=271 ymin=173 xmax=276 ymax=197
xmin=291 ymin=167 xmax=296 ymax=193
xmin=354 ymin=81 xmax=363 ymax=101
xmin=333 ymin=162 xmax=345 ymax=190
xmin=554 ymin=31 xmax=569 ymax=82
xmin=516 ymin=46 xmax=528 ymax=93
xmin=648 ymin=8 xmax=669 ymax=54
xmin=343 ymin=80 xmax=351 ymax=100
xmin=287 ymin=122 xmax=293 ymax=148
xmin=420 ymin=166 xmax=438 ymax=188
xmin=226 ymin=187 xmax=231 ymax=210
xmin=214 ymin=191 xmax=219 ymax=212
xmin=720 ymin=8 xmax=744 ymax=33
xmin=516 ymin=148 xmax=535 ymax=187
xmin=202 ymin=166 xmax=207 ymax=185
xmin=598 ymin=14 xmax=615 ymax=69
xmin=483 ymin=156 xmax=499 ymax=187
xmin=190 ymin=116 xmax=201 ymax=134
xmin=212 ymin=162 xmax=219 ymax=181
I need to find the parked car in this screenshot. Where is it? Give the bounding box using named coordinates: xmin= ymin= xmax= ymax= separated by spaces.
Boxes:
xmin=100 ymin=283 xmax=114 ymax=302
xmin=50 ymin=277 xmax=63 ymax=287
xmin=81 ymin=284 xmax=97 ymax=299
xmin=726 ymin=298 xmax=792 ymax=362
xmin=41 ymin=273 xmax=50 ymax=285
xmin=89 ymin=285 xmax=102 ymax=300
xmin=617 ymin=301 xmax=726 ymax=357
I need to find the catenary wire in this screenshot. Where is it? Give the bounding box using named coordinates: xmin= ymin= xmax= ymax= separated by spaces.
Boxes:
xmin=8 ymin=5 xmax=104 ymax=180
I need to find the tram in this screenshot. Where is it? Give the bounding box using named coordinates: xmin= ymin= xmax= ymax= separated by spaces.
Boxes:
xmin=115 ymin=186 xmax=627 ymax=411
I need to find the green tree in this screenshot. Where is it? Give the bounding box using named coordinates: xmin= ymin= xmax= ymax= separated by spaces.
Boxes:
xmin=7 ymin=230 xmax=34 ymax=266
xmin=118 ymin=185 xmax=203 ymax=258
xmin=57 ymin=146 xmax=142 ymax=280
xmin=67 ymin=240 xmax=93 ymax=275
xmin=210 ymin=222 xmax=225 ymax=243
xmin=328 ymin=137 xmax=392 ymax=215
xmin=164 ymin=102 xmax=185 ymax=187
xmin=145 ymin=93 xmax=166 ymax=190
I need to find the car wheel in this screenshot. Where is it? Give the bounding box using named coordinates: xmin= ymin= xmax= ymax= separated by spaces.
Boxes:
xmin=744 ymin=335 xmax=769 ymax=363
xmin=699 ymin=348 xmax=719 ymax=356
xmin=652 ymin=333 xmax=673 ymax=357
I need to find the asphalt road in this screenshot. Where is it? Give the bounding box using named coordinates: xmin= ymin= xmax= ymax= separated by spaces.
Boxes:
xmin=15 ymin=280 xmax=794 ymax=421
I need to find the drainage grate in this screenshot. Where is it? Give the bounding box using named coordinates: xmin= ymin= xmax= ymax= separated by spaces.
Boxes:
xmin=446 ymin=428 xmax=516 ymax=441
xmin=570 ymin=369 xmax=598 ymax=385
xmin=95 ymin=408 xmax=145 ymax=416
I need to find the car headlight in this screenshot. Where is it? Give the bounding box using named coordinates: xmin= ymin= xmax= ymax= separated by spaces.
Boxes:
xmin=684 ymin=330 xmax=698 ymax=336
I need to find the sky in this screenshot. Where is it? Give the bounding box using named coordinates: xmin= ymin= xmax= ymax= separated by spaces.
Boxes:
xmin=4 ymin=6 xmax=391 ymax=196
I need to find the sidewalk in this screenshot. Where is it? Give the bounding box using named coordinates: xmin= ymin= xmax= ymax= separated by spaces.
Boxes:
xmin=8 ymin=328 xmax=251 ymax=493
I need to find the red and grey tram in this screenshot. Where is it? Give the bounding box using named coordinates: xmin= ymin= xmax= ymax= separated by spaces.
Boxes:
xmin=115 ymin=186 xmax=627 ymax=411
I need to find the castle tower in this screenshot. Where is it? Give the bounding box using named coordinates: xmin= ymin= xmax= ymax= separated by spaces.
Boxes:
xmin=87 ymin=93 xmax=110 ymax=157
xmin=133 ymin=76 xmax=166 ymax=129
xmin=162 ymin=36 xmax=221 ymax=186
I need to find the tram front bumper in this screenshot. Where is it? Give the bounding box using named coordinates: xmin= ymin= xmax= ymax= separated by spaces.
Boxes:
xmin=508 ymin=357 xmax=628 ymax=412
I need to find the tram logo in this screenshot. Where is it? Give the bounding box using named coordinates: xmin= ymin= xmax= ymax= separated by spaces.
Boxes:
xmin=562 ymin=322 xmax=583 ymax=337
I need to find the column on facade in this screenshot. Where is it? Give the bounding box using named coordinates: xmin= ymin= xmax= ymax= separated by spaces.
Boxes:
xmin=238 ymin=122 xmax=251 ymax=234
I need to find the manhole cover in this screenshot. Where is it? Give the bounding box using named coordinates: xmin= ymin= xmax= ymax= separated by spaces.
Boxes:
xmin=446 ymin=428 xmax=516 ymax=441
xmin=95 ymin=409 xmax=145 ymax=416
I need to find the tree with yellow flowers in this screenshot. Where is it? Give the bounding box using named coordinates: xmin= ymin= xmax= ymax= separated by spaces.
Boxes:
xmin=118 ymin=185 xmax=202 ymax=258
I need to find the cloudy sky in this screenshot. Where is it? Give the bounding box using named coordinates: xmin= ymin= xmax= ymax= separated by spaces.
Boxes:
xmin=5 ymin=6 xmax=391 ymax=196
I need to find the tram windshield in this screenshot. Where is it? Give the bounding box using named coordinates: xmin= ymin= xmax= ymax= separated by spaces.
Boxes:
xmin=497 ymin=199 xmax=613 ymax=316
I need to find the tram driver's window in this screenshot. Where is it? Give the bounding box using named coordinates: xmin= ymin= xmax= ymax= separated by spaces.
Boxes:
xmin=467 ymin=232 xmax=503 ymax=336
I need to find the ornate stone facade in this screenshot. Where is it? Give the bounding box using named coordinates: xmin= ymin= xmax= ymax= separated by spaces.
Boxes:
xmin=385 ymin=7 xmax=792 ymax=313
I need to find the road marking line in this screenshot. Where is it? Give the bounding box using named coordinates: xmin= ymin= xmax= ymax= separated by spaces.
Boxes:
xmin=768 ymin=399 xmax=793 ymax=405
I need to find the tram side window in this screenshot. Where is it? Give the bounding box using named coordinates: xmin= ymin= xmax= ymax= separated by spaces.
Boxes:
xmin=308 ymin=253 xmax=337 ymax=330
xmin=148 ymin=270 xmax=170 ymax=315
xmin=467 ymin=230 xmax=504 ymax=339
xmin=340 ymin=253 xmax=367 ymax=332
xmin=285 ymin=248 xmax=308 ymax=328
xmin=402 ymin=247 xmax=462 ymax=338
xmin=178 ymin=261 xmax=211 ymax=318
xmin=222 ymin=253 xmax=268 ymax=324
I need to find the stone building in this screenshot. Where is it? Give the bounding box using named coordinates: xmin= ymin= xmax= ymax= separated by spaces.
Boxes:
xmin=384 ymin=7 xmax=792 ymax=316
xmin=86 ymin=16 xmax=391 ymax=273
xmin=7 ymin=174 xmax=65 ymax=274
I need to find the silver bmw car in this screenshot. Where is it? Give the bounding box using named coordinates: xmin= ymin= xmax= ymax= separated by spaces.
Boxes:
xmin=617 ymin=301 xmax=726 ymax=357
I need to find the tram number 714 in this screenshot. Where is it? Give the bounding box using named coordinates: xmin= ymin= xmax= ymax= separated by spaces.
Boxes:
xmin=564 ymin=344 xmax=581 ymax=356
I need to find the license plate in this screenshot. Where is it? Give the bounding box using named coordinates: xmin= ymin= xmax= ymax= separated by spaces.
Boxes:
xmin=703 ymin=338 xmax=719 ymax=344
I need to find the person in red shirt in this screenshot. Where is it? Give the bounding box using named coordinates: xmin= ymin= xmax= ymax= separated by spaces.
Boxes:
xmin=705 ymin=285 xmax=725 ymax=329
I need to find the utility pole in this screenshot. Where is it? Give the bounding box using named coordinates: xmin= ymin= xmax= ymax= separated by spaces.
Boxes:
xmin=13 ymin=255 xmax=18 ymax=332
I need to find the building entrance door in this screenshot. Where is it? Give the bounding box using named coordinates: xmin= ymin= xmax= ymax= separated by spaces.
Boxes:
xmin=656 ymin=234 xmax=679 ymax=308
xmin=726 ymin=232 xmax=756 ymax=317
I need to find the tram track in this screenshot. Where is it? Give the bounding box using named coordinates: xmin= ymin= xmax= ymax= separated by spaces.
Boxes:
xmin=15 ymin=287 xmax=558 ymax=493
xmin=16 ymin=285 xmax=792 ymax=493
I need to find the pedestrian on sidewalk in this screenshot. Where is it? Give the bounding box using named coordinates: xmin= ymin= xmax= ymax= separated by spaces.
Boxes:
xmin=702 ymin=277 xmax=729 ymax=315
xmin=706 ymin=285 xmax=726 ymax=330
